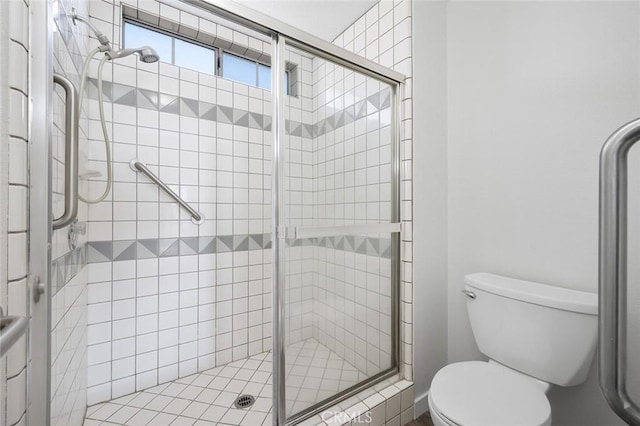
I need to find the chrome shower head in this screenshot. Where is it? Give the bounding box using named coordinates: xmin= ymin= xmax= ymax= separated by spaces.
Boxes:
xmin=138 ymin=47 xmax=161 ymax=63
xmin=106 ymin=46 xmax=160 ymax=63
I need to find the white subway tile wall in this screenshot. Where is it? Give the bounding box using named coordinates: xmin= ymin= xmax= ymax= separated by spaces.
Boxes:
xmin=283 ymin=46 xmax=316 ymax=348
xmin=50 ymin=0 xmax=93 ymax=424
xmin=309 ymin=54 xmax=395 ymax=377
xmin=1 ymin=0 xmax=30 ymax=425
xmin=332 ymin=0 xmax=414 ymax=384
xmin=85 ymin=0 xmax=284 ymax=405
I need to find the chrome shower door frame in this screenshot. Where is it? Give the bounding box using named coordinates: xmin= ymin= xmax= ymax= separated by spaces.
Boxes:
xmin=276 ymin=36 xmax=403 ymax=425
xmin=28 ymin=0 xmax=55 ymax=424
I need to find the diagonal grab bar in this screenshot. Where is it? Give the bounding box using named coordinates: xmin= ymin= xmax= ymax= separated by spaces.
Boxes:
xmin=599 ymin=118 xmax=640 ymax=425
xmin=130 ymin=159 xmax=205 ymax=225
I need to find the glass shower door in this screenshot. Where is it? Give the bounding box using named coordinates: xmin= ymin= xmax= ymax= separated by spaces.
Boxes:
xmin=279 ymin=41 xmax=401 ymax=422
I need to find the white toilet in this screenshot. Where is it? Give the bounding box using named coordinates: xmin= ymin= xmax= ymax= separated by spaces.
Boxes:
xmin=428 ymin=273 xmax=598 ymax=426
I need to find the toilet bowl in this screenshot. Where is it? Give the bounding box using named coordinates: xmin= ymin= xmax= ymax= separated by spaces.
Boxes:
xmin=427 ymin=273 xmax=598 ymax=426
xmin=428 ymin=361 xmax=551 ymax=426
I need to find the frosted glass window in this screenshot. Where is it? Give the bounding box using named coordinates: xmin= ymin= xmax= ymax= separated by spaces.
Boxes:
xmin=174 ymin=39 xmax=215 ymax=74
xmin=258 ymin=64 xmax=270 ymax=90
xmin=124 ymin=21 xmax=291 ymax=94
xmin=223 ymin=53 xmax=257 ymax=86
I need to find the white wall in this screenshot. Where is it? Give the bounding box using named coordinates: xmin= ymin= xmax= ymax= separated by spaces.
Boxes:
xmin=446 ymin=2 xmax=640 ymax=424
xmin=411 ymin=0 xmax=449 ymax=415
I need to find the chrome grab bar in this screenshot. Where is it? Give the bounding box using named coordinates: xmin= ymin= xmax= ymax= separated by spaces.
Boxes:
xmin=52 ymin=73 xmax=79 ymax=230
xmin=290 ymin=222 xmax=401 ymax=239
xmin=599 ymin=118 xmax=640 ymax=425
xmin=0 ymin=307 xmax=28 ymax=358
xmin=129 ymin=159 xmax=205 ymax=225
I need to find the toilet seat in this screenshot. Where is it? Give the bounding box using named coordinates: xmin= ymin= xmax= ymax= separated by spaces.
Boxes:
xmin=429 ymin=361 xmax=551 ymax=426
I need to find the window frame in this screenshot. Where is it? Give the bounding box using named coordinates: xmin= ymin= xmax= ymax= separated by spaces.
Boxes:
xmin=123 ymin=20 xmax=220 ymax=74
xmin=122 ymin=19 xmax=294 ymax=95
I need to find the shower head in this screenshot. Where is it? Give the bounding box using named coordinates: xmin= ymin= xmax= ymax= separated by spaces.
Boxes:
xmin=106 ymin=46 xmax=160 ymax=63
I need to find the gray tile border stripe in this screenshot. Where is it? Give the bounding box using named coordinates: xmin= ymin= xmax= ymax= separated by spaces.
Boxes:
xmin=86 ymin=233 xmax=389 ymax=263
xmin=86 ymin=79 xmax=390 ymax=137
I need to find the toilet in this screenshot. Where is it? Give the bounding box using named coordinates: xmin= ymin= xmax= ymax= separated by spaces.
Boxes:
xmin=428 ymin=273 xmax=598 ymax=426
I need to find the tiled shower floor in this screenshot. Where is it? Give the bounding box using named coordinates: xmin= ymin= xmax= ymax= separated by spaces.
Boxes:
xmin=83 ymin=339 xmax=367 ymax=426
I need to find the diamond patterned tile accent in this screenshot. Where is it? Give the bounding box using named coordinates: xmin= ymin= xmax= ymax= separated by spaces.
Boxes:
xmin=160 ymin=97 xmax=180 ymax=114
xmin=113 ymin=86 xmax=137 ymax=107
xmin=248 ymin=234 xmax=263 ymax=250
xmin=85 ymin=80 xmax=388 ymax=136
xmin=180 ymin=237 xmax=199 ymax=255
xmin=217 ymin=106 xmax=234 ymax=124
xmin=199 ymin=102 xmax=217 ymax=121
xmin=248 ymin=112 xmax=263 ymax=129
xmin=160 ymin=239 xmax=180 ymax=257
xmin=137 ymin=89 xmax=159 ymax=110
xmin=233 ymin=236 xmax=249 ymax=252
xmin=159 ymin=93 xmax=178 ymax=110
xmin=88 ymin=241 xmax=112 ymax=262
xmin=86 ymin=232 xmax=390 ymax=264
xmin=139 ymin=239 xmax=159 ymax=257
xmin=233 ymin=110 xmax=249 ymax=127
xmin=180 ymin=98 xmax=199 ymax=117
xmin=199 ymin=237 xmax=216 ymax=254
xmin=113 ymin=240 xmax=137 ymax=261
xmin=217 ymin=235 xmax=233 ymax=253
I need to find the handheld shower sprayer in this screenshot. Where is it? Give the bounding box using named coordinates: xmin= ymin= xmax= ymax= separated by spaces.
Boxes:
xmin=70 ymin=8 xmax=160 ymax=64
xmin=106 ymin=46 xmax=160 ymax=63
xmin=70 ymin=10 xmax=161 ymax=204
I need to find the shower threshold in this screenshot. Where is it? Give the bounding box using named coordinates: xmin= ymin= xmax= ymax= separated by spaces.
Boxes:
xmin=83 ymin=338 xmax=368 ymax=425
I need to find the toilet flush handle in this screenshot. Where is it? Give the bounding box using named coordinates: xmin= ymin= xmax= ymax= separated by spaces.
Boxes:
xmin=462 ymin=289 xmax=476 ymax=299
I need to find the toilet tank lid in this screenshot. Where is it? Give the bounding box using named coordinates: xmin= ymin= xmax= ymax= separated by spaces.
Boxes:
xmin=464 ymin=273 xmax=598 ymax=315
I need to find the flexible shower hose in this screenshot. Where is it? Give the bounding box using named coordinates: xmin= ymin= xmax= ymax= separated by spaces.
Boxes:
xmin=77 ymin=47 xmax=113 ymax=204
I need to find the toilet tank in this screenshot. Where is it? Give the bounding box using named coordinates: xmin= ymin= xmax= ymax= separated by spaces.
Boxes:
xmin=464 ymin=273 xmax=598 ymax=387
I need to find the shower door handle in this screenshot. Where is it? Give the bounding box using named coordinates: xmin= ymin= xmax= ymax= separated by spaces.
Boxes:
xmin=52 ymin=73 xmax=79 ymax=230
xmin=599 ymin=117 xmax=640 ymax=425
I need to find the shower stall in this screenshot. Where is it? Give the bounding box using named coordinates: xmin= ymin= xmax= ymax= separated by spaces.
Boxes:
xmin=26 ymin=0 xmax=413 ymax=424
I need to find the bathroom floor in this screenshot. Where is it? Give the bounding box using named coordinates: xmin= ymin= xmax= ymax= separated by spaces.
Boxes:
xmin=407 ymin=412 xmax=434 ymax=426
xmin=83 ymin=338 xmax=367 ymax=425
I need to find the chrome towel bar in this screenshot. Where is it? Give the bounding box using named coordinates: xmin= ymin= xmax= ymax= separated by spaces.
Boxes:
xmin=290 ymin=222 xmax=401 ymax=239
xmin=130 ymin=159 xmax=205 ymax=225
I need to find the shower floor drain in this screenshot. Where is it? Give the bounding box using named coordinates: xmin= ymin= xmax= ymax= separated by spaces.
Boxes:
xmin=234 ymin=394 xmax=256 ymax=409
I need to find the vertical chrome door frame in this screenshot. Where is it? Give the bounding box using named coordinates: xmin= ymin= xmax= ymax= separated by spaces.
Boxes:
xmin=278 ymin=37 xmax=404 ymax=426
xmin=28 ymin=0 xmax=54 ymax=424
xmin=391 ymin=80 xmax=402 ymax=376
xmin=271 ymin=33 xmax=286 ymax=426
xmin=599 ymin=117 xmax=640 ymax=425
